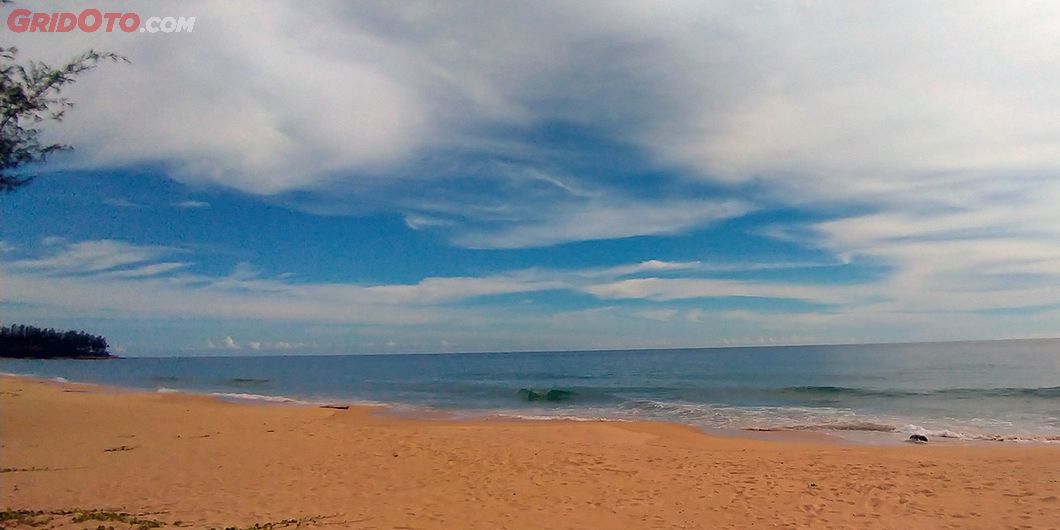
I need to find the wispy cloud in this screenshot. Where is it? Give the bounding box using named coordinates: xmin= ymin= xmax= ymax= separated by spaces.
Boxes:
xmin=174 ymin=200 xmax=210 ymax=209
xmin=3 ymin=239 xmax=558 ymax=325
xmin=635 ymin=309 xmax=679 ymax=322
xmin=100 ymin=262 xmax=192 ymax=279
xmin=10 ymin=238 xmax=1059 ymax=337
xmin=403 ymin=214 xmax=454 ymax=230
xmin=591 ymin=259 xmax=703 ymax=278
xmin=9 ymin=239 xmax=178 ymax=274
xmin=451 ymin=199 xmax=750 ymax=249
xmin=13 ymin=237 xmax=1056 ymax=351
xmin=3 ymin=239 xmax=845 ymax=326
xmin=582 ymin=277 xmax=870 ymax=306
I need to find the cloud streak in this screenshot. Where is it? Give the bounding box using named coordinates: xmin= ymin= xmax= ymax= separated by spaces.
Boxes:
xmin=5 ymin=239 xmax=1060 ymax=351
xmin=451 ymin=199 xmax=750 ymax=249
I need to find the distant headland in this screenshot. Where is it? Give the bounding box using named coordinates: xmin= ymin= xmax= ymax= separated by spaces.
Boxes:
xmin=0 ymin=324 xmax=113 ymax=359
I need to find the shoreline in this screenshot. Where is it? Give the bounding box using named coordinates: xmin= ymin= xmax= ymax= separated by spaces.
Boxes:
xmin=4 ymin=371 xmax=1052 ymax=447
xmin=5 ymin=373 xmax=853 ymax=447
xmin=4 ymin=374 xmax=1060 ymax=529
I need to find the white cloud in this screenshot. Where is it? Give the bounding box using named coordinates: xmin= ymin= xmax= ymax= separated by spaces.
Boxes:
xmin=203 ymin=337 xmax=242 ymax=349
xmin=1 ymin=240 xmax=561 ymax=324
xmin=7 ymin=1 xmax=749 ymax=249
xmin=17 ymin=1 xmax=1056 ymax=260
xmin=100 ymin=262 xmax=192 ymax=279
xmin=589 ymin=259 xmax=703 ymax=279
xmin=403 ymin=214 xmax=454 ymax=230
xmin=10 ymin=239 xmax=177 ymax=274
xmin=635 ymin=309 xmax=678 ymax=322
xmin=4 ymin=239 xmax=858 ymax=329
xmin=580 ymin=259 xmax=845 ymax=280
xmin=583 ymin=277 xmax=870 ymax=306
xmin=174 ymin=200 xmax=210 ymax=209
xmin=11 ymin=238 xmax=1059 ymax=347
xmin=360 ymin=276 xmax=565 ymax=305
xmin=206 ymin=338 xmax=301 ymax=352
xmin=15 ymin=2 xmax=429 ymax=195
xmin=17 ymin=2 xmax=1054 ymax=197
xmin=636 ymin=5 xmax=1060 ymax=195
xmin=452 ymin=199 xmax=749 ymax=249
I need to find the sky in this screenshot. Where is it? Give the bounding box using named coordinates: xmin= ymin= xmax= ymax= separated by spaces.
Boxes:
xmin=2 ymin=1 xmax=1060 ymax=356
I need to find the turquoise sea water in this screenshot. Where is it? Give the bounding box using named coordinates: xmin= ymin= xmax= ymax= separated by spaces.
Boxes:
xmin=3 ymin=339 xmax=1059 ymax=442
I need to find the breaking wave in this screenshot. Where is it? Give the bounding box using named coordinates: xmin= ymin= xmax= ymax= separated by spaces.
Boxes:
xmin=781 ymin=385 xmax=1060 ymax=400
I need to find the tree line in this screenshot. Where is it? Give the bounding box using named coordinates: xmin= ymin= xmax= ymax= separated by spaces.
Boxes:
xmin=0 ymin=323 xmax=112 ymax=358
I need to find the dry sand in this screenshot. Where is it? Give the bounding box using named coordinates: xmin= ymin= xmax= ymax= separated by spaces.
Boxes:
xmin=2 ymin=375 xmax=1059 ymax=529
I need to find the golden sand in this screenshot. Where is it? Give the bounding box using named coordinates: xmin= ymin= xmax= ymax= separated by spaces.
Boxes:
xmin=2 ymin=375 xmax=1058 ymax=529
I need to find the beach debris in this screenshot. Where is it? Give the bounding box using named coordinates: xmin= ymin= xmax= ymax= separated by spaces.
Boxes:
xmin=319 ymin=404 xmax=350 ymax=410
xmin=0 ymin=466 xmax=51 ymax=473
xmin=104 ymin=445 xmax=136 ymax=452
xmin=908 ymin=434 xmax=929 ymax=443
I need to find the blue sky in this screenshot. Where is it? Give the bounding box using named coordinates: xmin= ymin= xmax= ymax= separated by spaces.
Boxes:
xmin=3 ymin=1 xmax=1059 ymax=355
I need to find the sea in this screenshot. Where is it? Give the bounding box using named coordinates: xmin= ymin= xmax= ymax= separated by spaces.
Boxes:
xmin=3 ymin=339 xmax=1059 ymax=444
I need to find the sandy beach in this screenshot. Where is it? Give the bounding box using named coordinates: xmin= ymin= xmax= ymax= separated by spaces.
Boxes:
xmin=2 ymin=375 xmax=1059 ymax=529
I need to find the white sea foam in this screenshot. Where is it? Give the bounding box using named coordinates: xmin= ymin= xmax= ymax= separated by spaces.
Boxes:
xmin=611 ymin=398 xmax=1060 ymax=443
xmin=209 ymin=391 xmax=310 ymax=404
xmin=894 ymin=424 xmax=1060 ymax=443
xmin=496 ymin=413 xmax=631 ymax=422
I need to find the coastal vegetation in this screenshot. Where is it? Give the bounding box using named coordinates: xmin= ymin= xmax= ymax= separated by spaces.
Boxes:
xmin=0 ymin=508 xmax=162 ymax=530
xmin=0 ymin=508 xmax=334 ymax=529
xmin=0 ymin=324 xmax=112 ymax=359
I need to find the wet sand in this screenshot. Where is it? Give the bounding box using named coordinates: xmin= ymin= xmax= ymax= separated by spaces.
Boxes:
xmin=2 ymin=375 xmax=1058 ymax=529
